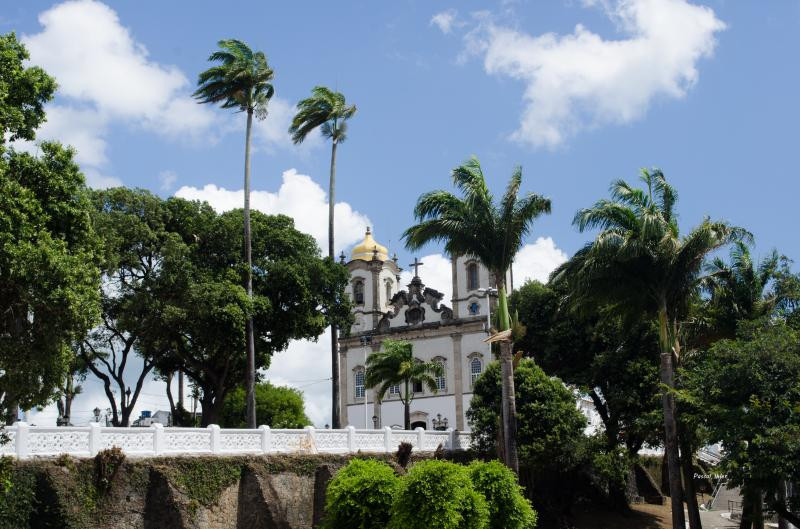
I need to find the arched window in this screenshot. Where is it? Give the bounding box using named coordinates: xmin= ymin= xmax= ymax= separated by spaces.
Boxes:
xmin=354 ymin=369 xmax=365 ymax=399
xmin=385 ymin=279 xmax=393 ymax=304
xmin=412 ymin=359 xmax=423 ymax=393
xmin=470 ymin=357 xmax=483 ymax=385
xmin=434 ymin=360 xmax=446 ymax=392
xmin=353 ymin=280 xmax=365 ymax=305
xmin=467 ymin=262 xmax=479 ymax=291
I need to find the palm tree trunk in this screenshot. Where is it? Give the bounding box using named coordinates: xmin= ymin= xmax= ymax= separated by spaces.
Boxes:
xmin=658 ymin=307 xmax=686 ymax=529
xmin=329 ymin=140 xmax=341 ymax=429
xmin=244 ymin=108 xmax=257 ymax=429
xmin=497 ymin=283 xmax=519 ymax=475
xmin=679 ymin=423 xmax=703 ymax=529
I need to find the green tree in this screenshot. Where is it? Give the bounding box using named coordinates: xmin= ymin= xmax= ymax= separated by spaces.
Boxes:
xmin=403 ymin=156 xmax=551 ymax=473
xmin=467 ymin=359 xmax=586 ymax=473
xmin=0 ymin=32 xmax=57 ymax=143
xmin=0 ymin=143 xmax=100 ymax=421
xmin=80 ymin=188 xmax=189 ymax=426
xmin=510 ymin=280 xmax=662 ymax=456
xmin=683 ymin=321 xmax=800 ymax=528
xmin=290 ymin=86 xmax=356 ymax=430
xmin=553 ymin=169 xmax=747 ymax=529
xmin=153 ymin=206 xmax=351 ymax=426
xmin=220 ymin=382 xmax=309 ymax=428
xmin=365 ymin=340 xmax=443 ymax=430
xmin=194 ymin=39 xmax=275 ymax=428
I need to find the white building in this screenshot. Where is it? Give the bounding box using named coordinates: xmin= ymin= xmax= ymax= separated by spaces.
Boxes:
xmin=338 ymin=228 xmax=508 ymax=431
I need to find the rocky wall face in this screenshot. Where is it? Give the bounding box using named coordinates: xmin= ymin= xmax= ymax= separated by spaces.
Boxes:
xmin=0 ymin=454 xmax=377 ymax=529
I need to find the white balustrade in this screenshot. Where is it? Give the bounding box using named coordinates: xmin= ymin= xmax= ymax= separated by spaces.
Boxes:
xmin=0 ymin=423 xmax=471 ymax=459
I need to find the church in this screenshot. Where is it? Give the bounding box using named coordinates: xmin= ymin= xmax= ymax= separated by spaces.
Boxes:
xmin=338 ymin=228 xmax=510 ymax=431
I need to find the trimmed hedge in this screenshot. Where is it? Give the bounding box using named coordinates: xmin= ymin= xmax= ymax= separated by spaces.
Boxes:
xmin=324 ymin=459 xmax=399 ymax=529
xmin=390 ymin=460 xmax=488 ymax=529
xmin=469 ymin=461 xmax=537 ymax=529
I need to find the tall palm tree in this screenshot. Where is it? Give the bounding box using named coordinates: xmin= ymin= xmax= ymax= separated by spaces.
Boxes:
xmin=194 ymin=39 xmax=274 ymax=429
xmin=552 ymin=169 xmax=748 ymax=529
xmin=289 ymin=86 xmax=356 ymax=429
xmin=365 ymin=340 xmax=443 ymax=430
xmin=403 ymin=156 xmax=551 ymax=473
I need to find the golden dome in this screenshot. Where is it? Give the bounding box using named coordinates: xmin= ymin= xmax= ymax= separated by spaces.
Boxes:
xmin=351 ymin=227 xmax=389 ymax=261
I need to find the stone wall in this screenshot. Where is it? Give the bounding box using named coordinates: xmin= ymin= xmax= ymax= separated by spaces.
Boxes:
xmin=0 ymin=453 xmax=410 ymax=529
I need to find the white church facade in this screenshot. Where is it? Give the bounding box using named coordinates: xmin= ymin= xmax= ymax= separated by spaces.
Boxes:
xmin=338 ymin=228 xmax=508 ymax=431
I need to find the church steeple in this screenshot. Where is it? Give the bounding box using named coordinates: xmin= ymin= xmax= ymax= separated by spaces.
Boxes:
xmin=350 ymin=227 xmax=389 ymax=261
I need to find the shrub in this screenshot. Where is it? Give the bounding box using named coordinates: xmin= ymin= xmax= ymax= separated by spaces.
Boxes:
xmin=390 ymin=460 xmax=488 ymax=529
xmin=324 ymin=459 xmax=399 ymax=529
xmin=469 ymin=461 xmax=537 ymax=529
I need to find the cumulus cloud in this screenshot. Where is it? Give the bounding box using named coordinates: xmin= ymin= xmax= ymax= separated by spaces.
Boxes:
xmin=512 ymin=236 xmax=568 ymax=284
xmin=462 ymin=0 xmax=725 ymax=147
xmin=252 ymin=97 xmax=323 ymax=153
xmin=175 ymin=169 xmax=371 ymax=256
xmin=431 ymin=9 xmax=460 ymax=34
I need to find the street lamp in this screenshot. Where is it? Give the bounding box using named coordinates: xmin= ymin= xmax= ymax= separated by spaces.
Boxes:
xmin=432 ymin=414 xmax=448 ymax=431
xmin=477 ymin=287 xmax=498 ymax=334
xmin=93 ymin=407 xmax=101 ymax=423
xmin=372 ymin=415 xmax=379 ymax=429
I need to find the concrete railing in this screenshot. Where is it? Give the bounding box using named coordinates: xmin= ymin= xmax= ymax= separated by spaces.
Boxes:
xmin=0 ymin=422 xmax=472 ymax=459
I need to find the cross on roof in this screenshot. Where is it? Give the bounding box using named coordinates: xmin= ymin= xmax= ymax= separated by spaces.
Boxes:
xmin=409 ymin=257 xmax=424 ymax=277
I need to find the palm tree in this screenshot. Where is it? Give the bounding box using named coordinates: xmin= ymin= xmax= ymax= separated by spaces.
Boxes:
xmin=289 ymin=86 xmax=356 ymax=430
xmin=403 ymin=156 xmax=551 ymax=473
xmin=552 ymin=169 xmax=748 ymax=529
xmin=703 ymin=242 xmax=782 ymax=338
xmin=194 ymin=39 xmax=274 ymax=428
xmin=365 ymin=340 xmax=443 ymax=430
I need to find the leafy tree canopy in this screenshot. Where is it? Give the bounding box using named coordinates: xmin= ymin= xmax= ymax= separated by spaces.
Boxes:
xmin=0 ymin=33 xmax=57 ymax=143
xmin=467 ymin=358 xmax=587 ymax=471
xmin=220 ymin=382 xmax=309 ymax=428
xmin=0 ymin=143 xmax=99 ymax=419
xmin=682 ymin=320 xmax=800 ymax=523
xmin=510 ymin=280 xmax=662 ymax=454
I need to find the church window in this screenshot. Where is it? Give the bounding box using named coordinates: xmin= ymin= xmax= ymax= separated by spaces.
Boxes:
xmin=389 ymin=384 xmax=400 ymax=396
xmin=413 ymin=359 xmax=423 ymax=393
xmin=353 ymin=280 xmax=365 ymax=305
xmin=354 ymin=369 xmax=365 ymax=399
xmin=434 ymin=360 xmax=446 ymax=392
xmin=468 ymin=301 xmax=480 ymax=315
xmin=470 ymin=357 xmax=483 ymax=385
xmin=385 ymin=279 xmax=393 ymax=304
xmin=467 ymin=263 xmax=479 ymax=291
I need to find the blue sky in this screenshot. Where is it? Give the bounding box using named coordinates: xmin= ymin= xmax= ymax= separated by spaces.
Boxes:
xmin=6 ymin=0 xmax=800 ymax=426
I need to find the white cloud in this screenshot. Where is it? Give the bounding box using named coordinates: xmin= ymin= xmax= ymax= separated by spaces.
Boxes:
xmin=431 ymin=9 xmax=460 ymax=34
xmin=512 ymin=236 xmax=568 ymax=285
xmin=252 ymin=97 xmax=324 ymax=153
xmin=463 ymin=0 xmax=725 ymax=147
xmin=175 ymin=169 xmax=371 ymax=255
xmin=263 ymin=331 xmax=333 ymax=427
xmin=82 ymin=167 xmax=122 ymax=189
xmin=159 ymin=170 xmax=177 ymax=191
xmin=22 ymin=0 xmax=213 ymax=134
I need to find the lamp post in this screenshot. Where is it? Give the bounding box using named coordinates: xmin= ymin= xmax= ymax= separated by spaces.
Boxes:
xmin=360 ymin=334 xmax=373 ymax=429
xmin=477 ymin=287 xmax=498 ymax=334
xmin=93 ymin=407 xmax=101 ymax=423
xmin=432 ymin=414 xmax=448 ymax=431
xmin=372 ymin=415 xmax=379 ymax=429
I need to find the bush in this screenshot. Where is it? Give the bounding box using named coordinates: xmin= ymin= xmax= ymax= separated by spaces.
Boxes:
xmin=324 ymin=459 xmax=399 ymax=529
xmin=390 ymin=460 xmax=488 ymax=529
xmin=469 ymin=461 xmax=537 ymax=529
